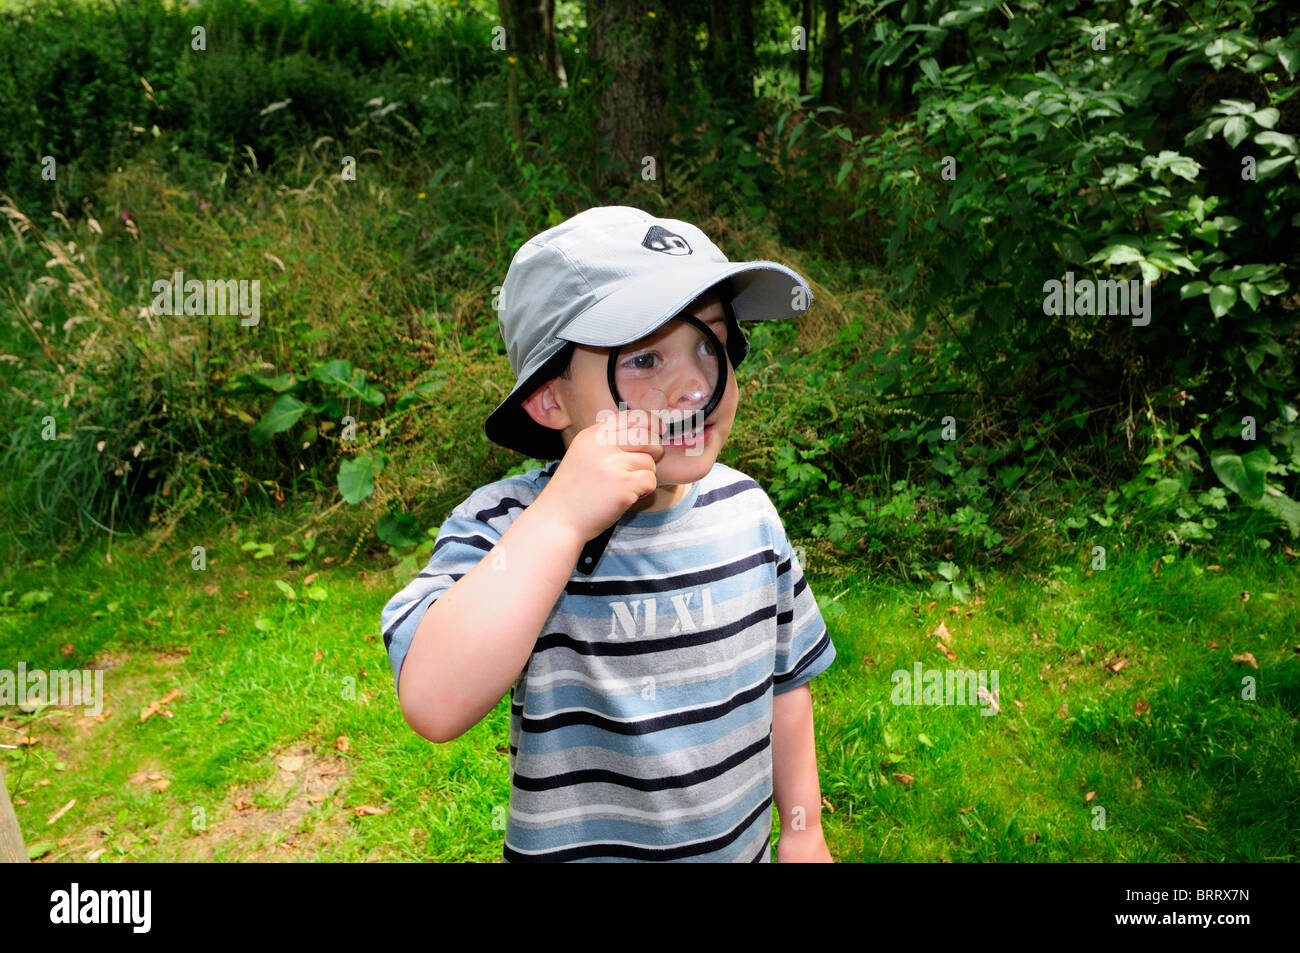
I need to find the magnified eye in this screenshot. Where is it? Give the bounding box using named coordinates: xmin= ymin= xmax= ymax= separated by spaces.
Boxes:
xmin=622 ymin=351 xmax=660 ymax=372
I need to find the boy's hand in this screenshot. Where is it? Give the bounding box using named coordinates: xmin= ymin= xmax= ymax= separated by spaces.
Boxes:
xmin=777 ymin=826 xmax=833 ymax=863
xmin=533 ymin=410 xmax=665 ymax=543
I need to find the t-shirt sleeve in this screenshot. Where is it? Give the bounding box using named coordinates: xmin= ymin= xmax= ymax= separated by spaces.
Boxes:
xmin=379 ymin=497 xmax=506 ymax=698
xmin=771 ymin=523 xmax=836 ymax=695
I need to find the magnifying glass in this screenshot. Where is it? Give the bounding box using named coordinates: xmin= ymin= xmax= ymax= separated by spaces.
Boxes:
xmin=575 ymin=315 xmax=729 ymax=576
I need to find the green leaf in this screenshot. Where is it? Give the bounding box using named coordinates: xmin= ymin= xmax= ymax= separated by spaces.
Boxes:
xmin=1209 ymin=284 xmax=1237 ymax=317
xmin=28 ymin=841 xmax=56 ymax=860
xmin=1179 ymin=281 xmax=1210 ymax=299
xmin=1257 ymin=155 xmax=1295 ymax=180
xmin=376 ymin=513 xmax=422 ymax=547
xmin=1223 ymin=116 xmax=1249 ymax=148
xmin=920 ymin=57 xmax=940 ymax=85
xmin=338 ymin=455 xmax=377 ymax=504
xmin=274 ymin=579 xmax=295 ymax=600
xmin=310 ymin=360 xmax=385 ymax=406
xmin=250 ymin=394 xmax=308 ymax=444
xmin=1211 ymin=449 xmax=1269 ymax=501
xmin=1240 ymin=282 xmax=1261 ymax=311
xmin=836 ymin=159 xmax=853 ymax=187
xmin=1258 ymin=491 xmax=1300 ymax=538
xmin=1250 ymin=107 xmax=1279 ymax=129
xmin=1145 ymin=478 xmax=1182 ymax=509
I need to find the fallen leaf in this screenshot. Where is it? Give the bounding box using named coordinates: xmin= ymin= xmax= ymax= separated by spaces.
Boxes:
xmin=934 ymin=621 xmax=954 ymax=644
xmin=1208 ymin=641 xmax=1220 ymax=649
xmin=1085 ymin=790 xmax=1096 ymax=803
xmin=335 ymin=736 xmax=350 ymax=753
xmin=1185 ymin=812 xmax=1208 ymax=831
xmin=1240 ymin=591 xmax=1250 ymax=603
xmin=1031 ymin=631 xmax=1040 ymax=641
xmin=354 ymin=804 xmax=389 ymax=817
xmin=1206 ymin=565 xmax=1223 ymax=572
xmin=937 ymin=641 xmax=957 ymax=661
xmin=215 ymin=628 xmax=226 ymax=635
xmin=1231 ymin=652 xmax=1258 ymax=669
xmin=153 ymin=778 xmax=170 ymax=792
xmin=35 ymin=778 xmax=50 ymax=787
xmin=1106 ymin=657 xmax=1128 ymax=674
xmin=1013 ymin=699 xmax=1024 ymax=709
xmin=304 ymin=572 xmax=319 ymax=585
xmin=218 ymin=708 xmax=231 ymax=725
xmin=278 ymin=755 xmax=304 ymax=772
xmin=959 ymin=805 xmax=975 ymax=813
xmin=147 ymin=772 xmax=163 ymax=781
xmin=821 ymin=796 xmax=835 ymax=813
xmin=142 ymin=617 xmax=158 ymax=627
xmin=892 ymin=773 xmax=915 ymax=786
xmin=1284 ymin=547 xmax=1297 ymax=559
xmin=976 ymin=686 xmax=1000 ymax=714
xmin=311 ymin=793 xmax=327 ymax=803
xmin=60 ymin=643 xmax=74 ymax=657
xmin=87 ymin=848 xmax=106 ymax=860
xmin=46 ymin=799 xmax=76 ymax=825
xmin=1056 ymin=703 xmax=1068 ymax=718
xmin=205 ymin=584 xmax=220 ymax=596
xmin=235 ymin=590 xmax=250 ymax=600
xmin=926 ymin=600 xmax=937 ymax=610
xmin=313 ymin=650 xmax=324 ymax=663
xmin=1135 ymin=698 xmax=1150 ymax=716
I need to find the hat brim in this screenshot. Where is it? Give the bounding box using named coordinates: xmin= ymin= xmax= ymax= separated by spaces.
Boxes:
xmin=555 ymin=261 xmax=809 ymax=347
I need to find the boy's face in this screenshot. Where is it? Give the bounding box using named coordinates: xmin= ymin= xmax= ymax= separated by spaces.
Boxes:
xmin=523 ymin=291 xmax=739 ymax=496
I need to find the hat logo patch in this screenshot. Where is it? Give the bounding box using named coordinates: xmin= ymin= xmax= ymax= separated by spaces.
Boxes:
xmin=641 ymin=225 xmax=692 ymax=256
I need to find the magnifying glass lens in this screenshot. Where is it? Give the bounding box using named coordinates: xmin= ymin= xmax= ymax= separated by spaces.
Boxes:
xmin=612 ymin=320 xmax=722 ymax=438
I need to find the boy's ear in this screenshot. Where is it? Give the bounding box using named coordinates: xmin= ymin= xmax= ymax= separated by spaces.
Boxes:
xmin=521 ymin=379 xmax=570 ymax=430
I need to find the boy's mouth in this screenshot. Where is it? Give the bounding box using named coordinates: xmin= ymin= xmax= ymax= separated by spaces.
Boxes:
xmin=662 ymin=423 xmax=714 ymax=448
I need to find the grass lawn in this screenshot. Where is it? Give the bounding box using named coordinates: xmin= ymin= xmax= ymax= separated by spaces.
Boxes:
xmin=2 ymin=504 xmax=1297 ymax=862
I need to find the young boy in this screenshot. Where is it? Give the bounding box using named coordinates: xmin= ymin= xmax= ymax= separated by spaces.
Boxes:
xmin=380 ymin=206 xmax=836 ymax=862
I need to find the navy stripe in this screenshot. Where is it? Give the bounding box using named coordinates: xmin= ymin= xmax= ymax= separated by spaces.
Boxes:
xmin=512 ymin=733 xmax=770 ymax=793
xmin=530 ymin=604 xmax=775 ymax=659
xmin=521 ymin=675 xmax=772 ymax=735
xmin=774 ymin=627 xmax=831 ymax=685
xmin=563 ymin=548 xmax=775 ymax=597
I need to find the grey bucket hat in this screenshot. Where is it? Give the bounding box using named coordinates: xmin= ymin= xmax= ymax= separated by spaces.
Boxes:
xmin=484 ymin=205 xmax=813 ymax=459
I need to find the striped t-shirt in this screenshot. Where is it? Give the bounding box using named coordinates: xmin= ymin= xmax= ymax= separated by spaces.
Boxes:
xmin=380 ymin=460 xmax=836 ymax=862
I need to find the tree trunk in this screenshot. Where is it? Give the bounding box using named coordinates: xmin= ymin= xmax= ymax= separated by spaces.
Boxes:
xmin=0 ymin=764 xmax=29 ymax=863
xmin=590 ymin=0 xmax=665 ymax=193
xmin=798 ymin=0 xmax=811 ymax=97
xmin=820 ymin=0 xmax=842 ymax=108
xmin=499 ymin=0 xmax=569 ymax=146
xmin=845 ymin=14 xmax=861 ymax=117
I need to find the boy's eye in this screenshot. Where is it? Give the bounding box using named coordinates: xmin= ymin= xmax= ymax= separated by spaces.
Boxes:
xmin=623 ymin=351 xmax=659 ymax=372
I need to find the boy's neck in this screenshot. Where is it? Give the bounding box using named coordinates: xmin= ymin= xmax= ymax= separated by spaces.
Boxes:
xmin=627 ymin=481 xmax=692 ymax=514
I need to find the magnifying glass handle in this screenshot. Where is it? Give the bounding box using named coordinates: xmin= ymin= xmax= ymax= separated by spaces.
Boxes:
xmin=576 ymin=520 xmax=618 ymax=576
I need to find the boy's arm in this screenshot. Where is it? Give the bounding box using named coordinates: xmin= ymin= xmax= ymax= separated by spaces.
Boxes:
xmin=772 ymin=683 xmax=833 ymax=862
xmin=398 ymin=500 xmax=584 ymax=743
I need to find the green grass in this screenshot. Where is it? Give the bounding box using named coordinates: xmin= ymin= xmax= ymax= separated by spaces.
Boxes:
xmin=2 ymin=503 xmax=1295 ymax=862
